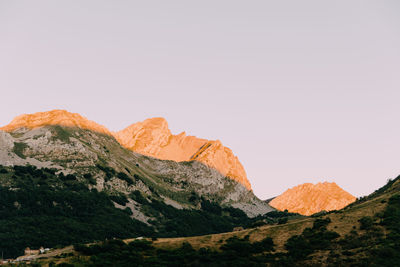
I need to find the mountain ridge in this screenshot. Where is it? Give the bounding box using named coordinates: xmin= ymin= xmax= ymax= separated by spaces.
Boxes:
xmin=114 ymin=117 xmax=251 ymax=190
xmin=1 ymin=110 xmax=251 ymax=190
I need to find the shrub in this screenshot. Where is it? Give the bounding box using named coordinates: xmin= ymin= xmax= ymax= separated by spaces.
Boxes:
xmin=62 ymin=174 xmax=77 ymax=181
xmin=313 ymin=217 xmax=331 ymax=230
xmin=359 ymin=216 xmax=374 ymax=230
xmin=117 ymin=172 xmax=133 ymax=185
xmin=278 ymin=217 xmax=288 ymax=224
xmin=130 ymin=190 xmax=147 ymax=204
xmin=13 ymin=142 xmax=28 ymax=159
xmin=201 ymin=199 xmax=222 ymax=215
xmin=83 ymin=173 xmax=96 ymax=185
xmin=110 ymin=194 xmax=129 ymax=206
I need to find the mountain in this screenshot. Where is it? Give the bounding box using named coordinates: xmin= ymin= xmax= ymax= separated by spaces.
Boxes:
xmin=269 ymin=182 xmax=356 ymax=216
xmin=0 ymin=110 xmax=251 ymax=190
xmin=0 ymin=110 xmax=274 ymax=258
xmin=113 ymin=117 xmax=251 ymax=190
xmin=0 ymin=110 xmax=269 ymax=216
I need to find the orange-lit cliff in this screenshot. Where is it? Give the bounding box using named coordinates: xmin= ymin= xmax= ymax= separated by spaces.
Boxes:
xmin=269 ymin=182 xmax=356 ymax=216
xmin=0 ymin=110 xmax=111 ymax=135
xmin=113 ymin=118 xmax=251 ymax=190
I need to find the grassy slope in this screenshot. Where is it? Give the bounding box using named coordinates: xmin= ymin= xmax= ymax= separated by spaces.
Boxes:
xmin=152 ymin=184 xmax=391 ymax=252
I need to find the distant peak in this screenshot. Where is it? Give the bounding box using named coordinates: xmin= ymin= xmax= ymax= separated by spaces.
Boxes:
xmin=143 ymin=117 xmax=168 ymax=125
xmin=269 ymin=181 xmax=356 ymax=216
xmin=0 ymin=109 xmax=111 ymax=135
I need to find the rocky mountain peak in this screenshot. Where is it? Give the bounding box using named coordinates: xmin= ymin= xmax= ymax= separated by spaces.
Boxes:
xmin=269 ymin=182 xmax=356 ymax=216
xmin=113 ymin=117 xmax=172 ymax=153
xmin=114 ymin=118 xmax=252 ymax=190
xmin=0 ymin=110 xmax=111 ymax=135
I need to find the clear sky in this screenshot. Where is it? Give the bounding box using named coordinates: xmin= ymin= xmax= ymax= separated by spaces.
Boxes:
xmin=1 ymin=1 xmax=400 ymax=199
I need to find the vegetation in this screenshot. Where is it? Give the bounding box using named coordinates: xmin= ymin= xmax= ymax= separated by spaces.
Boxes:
xmin=33 ymin=175 xmax=400 ymax=266
xmin=117 ymin=171 xmax=133 ymax=185
xmin=73 ymin=236 xmax=275 ymax=267
xmin=283 ymin=218 xmax=340 ymax=263
xmin=12 ymin=142 xmax=28 ymax=158
xmin=51 ymin=125 xmax=72 ymax=143
xmin=141 ymin=198 xmax=250 ymax=238
xmin=67 ymin=217 xmax=339 ymax=266
xmin=0 ymin=165 xmax=152 ymax=259
xmin=3 ymin=164 xmax=400 ymax=265
xmin=0 ymin=165 xmax=275 ymax=259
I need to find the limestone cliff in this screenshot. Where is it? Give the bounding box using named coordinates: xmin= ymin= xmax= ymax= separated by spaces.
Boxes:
xmin=269 ymin=182 xmax=356 ymax=216
xmin=113 ymin=118 xmax=251 ymax=190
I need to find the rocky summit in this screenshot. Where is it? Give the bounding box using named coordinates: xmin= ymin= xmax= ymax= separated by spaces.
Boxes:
xmin=114 ymin=117 xmax=251 ymax=190
xmin=0 ymin=109 xmax=111 ymax=135
xmin=269 ymin=182 xmax=356 ymax=216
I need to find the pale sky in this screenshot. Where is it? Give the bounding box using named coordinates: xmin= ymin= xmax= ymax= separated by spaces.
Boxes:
xmin=1 ymin=1 xmax=400 ymax=199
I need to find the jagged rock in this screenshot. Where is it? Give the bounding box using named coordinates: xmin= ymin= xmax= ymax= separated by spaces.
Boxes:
xmin=114 ymin=118 xmax=251 ymax=190
xmin=269 ymin=182 xmax=356 ymax=216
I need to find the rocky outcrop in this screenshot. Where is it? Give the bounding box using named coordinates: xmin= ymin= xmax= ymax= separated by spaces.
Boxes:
xmin=113 ymin=118 xmax=251 ymax=190
xmin=269 ymin=182 xmax=356 ymax=216
xmin=0 ymin=110 xmax=111 ymax=135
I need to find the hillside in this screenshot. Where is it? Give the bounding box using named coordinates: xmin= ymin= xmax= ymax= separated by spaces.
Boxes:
xmin=27 ymin=175 xmax=400 ymax=266
xmin=269 ymin=182 xmax=356 ymax=216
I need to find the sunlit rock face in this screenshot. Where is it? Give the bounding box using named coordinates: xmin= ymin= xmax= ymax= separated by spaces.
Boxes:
xmin=269 ymin=182 xmax=356 ymax=216
xmin=113 ymin=118 xmax=252 ymax=190
xmin=0 ymin=110 xmax=111 ymax=135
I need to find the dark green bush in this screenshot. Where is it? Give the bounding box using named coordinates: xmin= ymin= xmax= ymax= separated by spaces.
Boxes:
xmin=117 ymin=172 xmax=133 ymax=185
xmin=13 ymin=142 xmax=28 ymax=159
xmin=109 ymin=194 xmax=129 ymax=206
xmin=130 ymin=190 xmax=147 ymax=204
xmin=278 ymin=217 xmax=288 ymax=224
xmin=359 ymin=216 xmax=374 ymax=230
